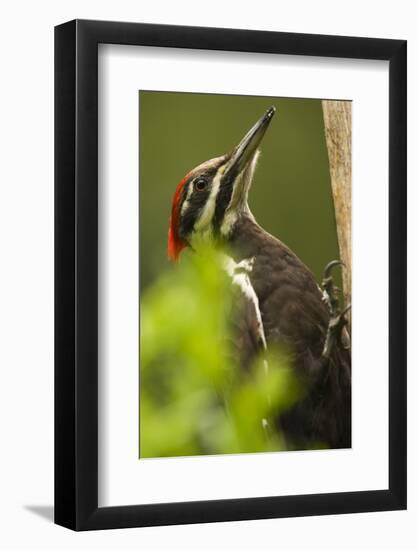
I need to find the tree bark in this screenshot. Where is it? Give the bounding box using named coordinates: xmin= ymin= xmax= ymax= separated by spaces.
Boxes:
xmin=322 ymin=100 xmax=352 ymax=322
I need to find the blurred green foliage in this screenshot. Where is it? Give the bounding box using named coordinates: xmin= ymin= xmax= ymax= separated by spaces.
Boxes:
xmin=140 ymin=246 xmax=301 ymax=458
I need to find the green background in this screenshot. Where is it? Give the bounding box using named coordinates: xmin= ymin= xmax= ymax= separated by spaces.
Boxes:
xmin=139 ymin=91 xmax=339 ymax=289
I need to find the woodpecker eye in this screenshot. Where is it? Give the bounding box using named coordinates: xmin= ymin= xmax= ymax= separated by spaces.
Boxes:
xmin=194 ymin=177 xmax=208 ymax=192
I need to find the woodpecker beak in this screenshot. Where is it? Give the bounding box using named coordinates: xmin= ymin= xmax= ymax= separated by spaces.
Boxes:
xmin=225 ymin=106 xmax=276 ymax=177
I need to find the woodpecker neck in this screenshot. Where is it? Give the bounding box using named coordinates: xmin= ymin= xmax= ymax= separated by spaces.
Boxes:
xmin=218 ymin=150 xmax=260 ymax=238
xmin=226 ymin=212 xmax=279 ymax=261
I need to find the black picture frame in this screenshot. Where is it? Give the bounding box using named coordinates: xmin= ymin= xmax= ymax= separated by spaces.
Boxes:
xmin=55 ymin=19 xmax=407 ymax=531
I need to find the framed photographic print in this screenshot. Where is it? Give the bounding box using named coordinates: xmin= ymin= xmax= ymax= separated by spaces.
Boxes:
xmin=55 ymin=19 xmax=406 ymax=530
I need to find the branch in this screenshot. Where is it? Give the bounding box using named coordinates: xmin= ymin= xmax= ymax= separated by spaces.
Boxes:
xmin=322 ymin=100 xmax=351 ymax=329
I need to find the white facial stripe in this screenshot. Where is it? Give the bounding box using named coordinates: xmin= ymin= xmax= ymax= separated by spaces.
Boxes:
xmin=180 ymin=181 xmax=194 ymax=215
xmin=194 ymin=168 xmax=223 ymax=231
xmin=220 ymin=210 xmax=238 ymax=237
xmin=179 ymin=155 xmax=226 ymax=218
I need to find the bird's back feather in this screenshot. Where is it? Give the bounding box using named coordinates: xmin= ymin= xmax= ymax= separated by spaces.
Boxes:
xmin=228 ymin=214 xmax=351 ymax=449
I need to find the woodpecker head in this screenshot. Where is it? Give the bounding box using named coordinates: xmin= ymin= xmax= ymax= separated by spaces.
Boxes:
xmin=168 ymin=106 xmax=276 ymax=261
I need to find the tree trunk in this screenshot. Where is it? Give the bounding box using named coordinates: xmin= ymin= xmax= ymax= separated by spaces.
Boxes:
xmin=322 ymin=100 xmax=351 ymax=324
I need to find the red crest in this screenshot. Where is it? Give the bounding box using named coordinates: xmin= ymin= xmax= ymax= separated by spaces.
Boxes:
xmin=167 ymin=174 xmax=190 ymax=261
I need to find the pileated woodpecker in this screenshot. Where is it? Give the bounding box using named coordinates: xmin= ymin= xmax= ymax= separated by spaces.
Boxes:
xmin=168 ymin=107 xmax=351 ymax=449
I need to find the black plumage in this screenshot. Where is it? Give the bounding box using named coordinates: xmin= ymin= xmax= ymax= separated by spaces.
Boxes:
xmin=228 ymin=214 xmax=351 ymax=449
